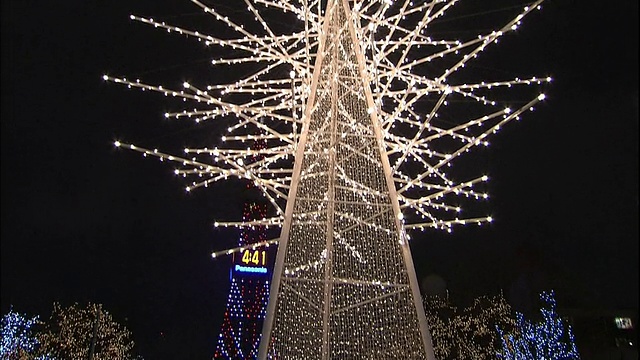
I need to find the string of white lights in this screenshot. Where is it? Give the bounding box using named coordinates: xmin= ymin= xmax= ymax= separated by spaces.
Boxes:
xmin=106 ymin=0 xmax=548 ymax=253
xmin=107 ymin=1 xmax=549 ymax=356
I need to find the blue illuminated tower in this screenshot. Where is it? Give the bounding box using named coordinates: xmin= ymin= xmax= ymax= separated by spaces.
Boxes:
xmin=214 ymin=141 xmax=274 ymax=360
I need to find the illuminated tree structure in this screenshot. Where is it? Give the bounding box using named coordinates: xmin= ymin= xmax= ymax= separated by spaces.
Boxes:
xmin=496 ymin=291 xmax=580 ymax=360
xmin=105 ymin=0 xmax=549 ymax=358
xmin=1 ymin=307 xmax=46 ymax=359
xmin=424 ymin=294 xmax=517 ymax=360
xmin=36 ymin=303 xmax=135 ymax=360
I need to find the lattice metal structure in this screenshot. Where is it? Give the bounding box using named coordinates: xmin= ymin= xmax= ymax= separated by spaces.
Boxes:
xmin=214 ymin=203 xmax=270 ymax=359
xmin=258 ymin=1 xmax=433 ymax=358
xmin=105 ymin=0 xmax=549 ymax=358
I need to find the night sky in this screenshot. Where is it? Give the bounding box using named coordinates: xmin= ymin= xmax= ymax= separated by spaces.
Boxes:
xmin=1 ymin=0 xmax=638 ymax=358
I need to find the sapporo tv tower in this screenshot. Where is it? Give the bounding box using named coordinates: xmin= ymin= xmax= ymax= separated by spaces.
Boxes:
xmin=214 ymin=138 xmax=274 ymax=360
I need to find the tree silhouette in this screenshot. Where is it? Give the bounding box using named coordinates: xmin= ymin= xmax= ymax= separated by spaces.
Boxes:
xmin=36 ymin=302 xmax=136 ymax=360
xmin=496 ymin=291 xmax=580 ymax=359
xmin=424 ymin=293 xmax=517 ymax=359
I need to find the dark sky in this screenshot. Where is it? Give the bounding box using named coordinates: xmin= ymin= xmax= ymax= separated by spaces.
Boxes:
xmin=1 ymin=0 xmax=638 ymax=358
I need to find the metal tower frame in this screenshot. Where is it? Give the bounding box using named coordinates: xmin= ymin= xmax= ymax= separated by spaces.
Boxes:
xmin=258 ymin=1 xmax=435 ymax=358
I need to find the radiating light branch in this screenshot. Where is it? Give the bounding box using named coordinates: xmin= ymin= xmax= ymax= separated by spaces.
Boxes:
xmin=431 ymin=95 xmax=544 ymax=172
xmin=405 ymin=216 xmax=493 ymax=231
xmin=390 ymin=91 xmax=448 ymax=173
xmin=211 ymin=237 xmax=280 ymax=258
xmin=398 ymin=175 xmax=488 ymax=204
xmin=244 ymin=0 xmax=291 ymax=60
xmin=435 ymin=0 xmax=544 ymax=82
xmin=191 ymin=0 xmax=293 ymax=63
xmin=130 ymin=15 xmax=289 ymax=60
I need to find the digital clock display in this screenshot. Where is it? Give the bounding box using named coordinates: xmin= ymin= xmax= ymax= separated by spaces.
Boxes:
xmin=234 ymin=249 xmax=270 ymax=275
